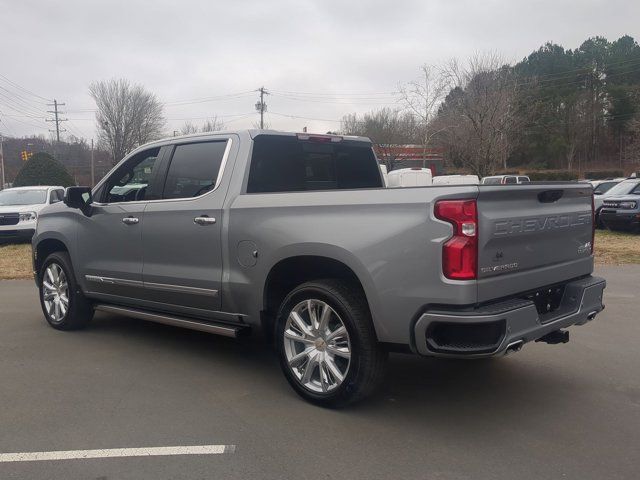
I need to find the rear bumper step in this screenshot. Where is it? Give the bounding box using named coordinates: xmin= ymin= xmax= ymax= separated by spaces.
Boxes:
xmin=94 ymin=304 xmax=248 ymax=338
xmin=413 ymin=275 xmax=605 ymax=357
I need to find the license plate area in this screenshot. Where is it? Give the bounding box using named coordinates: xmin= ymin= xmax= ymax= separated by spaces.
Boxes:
xmin=524 ymin=285 xmax=566 ymax=317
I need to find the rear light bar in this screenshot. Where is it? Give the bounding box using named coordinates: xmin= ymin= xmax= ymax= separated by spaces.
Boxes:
xmin=296 ymin=133 xmax=343 ymax=143
xmin=434 ymin=199 xmax=478 ymax=280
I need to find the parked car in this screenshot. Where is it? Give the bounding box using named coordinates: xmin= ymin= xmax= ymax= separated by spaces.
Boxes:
xmin=32 ymin=131 xmax=605 ymax=407
xmin=599 ymin=184 xmax=640 ymax=232
xmin=379 ymin=164 xmax=388 ymax=186
xmin=590 ymin=178 xmax=625 ymax=196
xmin=481 ymin=175 xmax=530 ymax=185
xmin=387 ymin=167 xmax=433 ymax=187
xmin=432 ymin=174 xmax=480 ymax=185
xmin=594 ymin=178 xmax=640 ymax=227
xmin=0 ymin=186 xmax=65 ymax=242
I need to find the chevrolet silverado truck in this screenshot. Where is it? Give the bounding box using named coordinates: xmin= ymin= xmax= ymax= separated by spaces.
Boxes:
xmin=32 ymin=130 xmax=606 ymax=407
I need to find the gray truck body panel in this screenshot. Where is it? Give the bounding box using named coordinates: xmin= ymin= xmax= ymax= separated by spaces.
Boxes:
xmin=33 ymin=130 xmax=605 ymax=354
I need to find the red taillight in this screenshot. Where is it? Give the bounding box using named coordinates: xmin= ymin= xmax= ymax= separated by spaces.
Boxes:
xmin=591 ymin=193 xmax=595 ymax=254
xmin=434 ymin=199 xmax=478 ymax=280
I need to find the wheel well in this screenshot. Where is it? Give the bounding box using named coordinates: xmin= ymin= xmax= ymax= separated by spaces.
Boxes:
xmin=35 ymin=239 xmax=68 ymax=277
xmin=262 ymin=256 xmax=366 ymax=329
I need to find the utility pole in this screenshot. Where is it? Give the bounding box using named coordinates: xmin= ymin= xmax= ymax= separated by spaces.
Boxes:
xmin=91 ymin=138 xmax=95 ymax=187
xmin=0 ymin=134 xmax=5 ymax=189
xmin=46 ymin=99 xmax=67 ymax=143
xmin=255 ymin=87 xmax=268 ymax=129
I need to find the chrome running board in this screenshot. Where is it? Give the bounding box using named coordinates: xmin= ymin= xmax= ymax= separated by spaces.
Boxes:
xmin=94 ymin=304 xmax=246 ymax=338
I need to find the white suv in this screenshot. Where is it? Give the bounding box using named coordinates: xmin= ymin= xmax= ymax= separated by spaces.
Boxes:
xmin=0 ymin=186 xmax=65 ymax=242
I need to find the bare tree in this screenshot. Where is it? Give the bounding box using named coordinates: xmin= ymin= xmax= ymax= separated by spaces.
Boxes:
xmin=179 ymin=121 xmax=199 ymax=135
xmin=89 ymin=79 xmax=165 ymax=164
xmin=341 ymin=108 xmax=418 ymax=170
xmin=179 ymin=116 xmax=225 ymax=135
xmin=623 ymin=115 xmax=640 ymax=169
xmin=436 ymin=53 xmax=522 ymax=176
xmin=201 ymin=116 xmax=225 ymax=132
xmin=399 ymin=64 xmax=451 ymax=157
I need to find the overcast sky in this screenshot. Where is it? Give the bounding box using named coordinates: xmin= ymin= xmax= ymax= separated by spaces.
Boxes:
xmin=0 ymin=0 xmax=638 ymax=140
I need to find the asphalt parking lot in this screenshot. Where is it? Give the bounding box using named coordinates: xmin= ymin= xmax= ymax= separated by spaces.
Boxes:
xmin=0 ymin=265 xmax=638 ymax=480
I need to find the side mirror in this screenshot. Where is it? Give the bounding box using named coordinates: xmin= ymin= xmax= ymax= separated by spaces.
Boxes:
xmin=64 ymin=187 xmax=92 ymax=214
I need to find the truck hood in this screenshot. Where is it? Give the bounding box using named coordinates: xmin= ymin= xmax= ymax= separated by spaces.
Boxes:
xmin=0 ymin=204 xmax=47 ymax=214
xmin=601 ymin=194 xmax=640 ymax=202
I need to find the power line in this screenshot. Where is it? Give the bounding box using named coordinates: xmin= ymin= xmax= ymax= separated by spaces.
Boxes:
xmin=0 ymin=73 xmax=52 ymax=102
xmin=269 ymin=111 xmax=342 ymax=123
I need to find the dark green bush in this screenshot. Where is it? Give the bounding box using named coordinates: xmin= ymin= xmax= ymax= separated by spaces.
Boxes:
xmin=525 ymin=171 xmax=580 ymax=181
xmin=13 ymin=152 xmax=74 ymax=187
xmin=584 ymin=170 xmax=625 ymax=180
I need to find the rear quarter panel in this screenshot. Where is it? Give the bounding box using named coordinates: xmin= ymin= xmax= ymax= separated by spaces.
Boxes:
xmin=224 ymin=186 xmax=478 ymax=344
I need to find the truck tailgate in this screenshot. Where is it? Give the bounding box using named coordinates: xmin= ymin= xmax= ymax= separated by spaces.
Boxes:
xmin=476 ymin=183 xmax=594 ymax=302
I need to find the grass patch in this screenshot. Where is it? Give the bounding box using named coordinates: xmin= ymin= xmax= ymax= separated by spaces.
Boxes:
xmin=0 ymin=243 xmax=32 ymax=280
xmin=0 ymin=230 xmax=637 ymax=281
xmin=594 ymin=229 xmax=640 ymax=266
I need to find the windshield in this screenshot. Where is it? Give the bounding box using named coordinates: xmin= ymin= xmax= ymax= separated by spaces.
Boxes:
xmin=482 ymin=177 xmax=502 ymax=185
xmin=0 ymin=189 xmax=47 ymax=206
xmin=604 ymin=180 xmax=639 ymax=197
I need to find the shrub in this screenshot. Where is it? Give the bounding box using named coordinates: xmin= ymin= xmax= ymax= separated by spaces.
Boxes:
xmin=525 ymin=171 xmax=580 ymax=181
xmin=584 ymin=170 xmax=625 ymax=180
xmin=13 ymin=152 xmax=74 ymax=187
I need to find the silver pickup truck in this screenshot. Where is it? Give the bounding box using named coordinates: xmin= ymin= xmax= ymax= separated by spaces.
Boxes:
xmin=32 ymin=130 xmax=606 ymax=407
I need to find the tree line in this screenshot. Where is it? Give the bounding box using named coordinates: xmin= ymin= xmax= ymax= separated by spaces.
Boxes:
xmin=342 ymin=35 xmax=640 ymax=176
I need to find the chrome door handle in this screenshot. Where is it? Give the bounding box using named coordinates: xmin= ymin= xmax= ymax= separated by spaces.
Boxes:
xmin=194 ymin=216 xmax=216 ymax=226
xmin=122 ymin=216 xmax=139 ymax=225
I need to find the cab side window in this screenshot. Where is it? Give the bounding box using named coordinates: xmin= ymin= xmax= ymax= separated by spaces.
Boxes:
xmin=103 ymin=148 xmax=161 ymax=203
xmin=162 ymin=141 xmax=228 ymax=199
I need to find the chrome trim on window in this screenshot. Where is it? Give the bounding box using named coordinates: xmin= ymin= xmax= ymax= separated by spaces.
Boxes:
xmin=91 ymin=138 xmax=233 ymax=207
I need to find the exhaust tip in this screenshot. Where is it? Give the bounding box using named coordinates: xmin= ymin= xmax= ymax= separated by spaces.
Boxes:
xmin=505 ymin=340 xmax=524 ymax=355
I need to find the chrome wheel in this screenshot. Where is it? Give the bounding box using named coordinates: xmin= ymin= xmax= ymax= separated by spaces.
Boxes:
xmin=283 ymin=299 xmax=351 ymax=393
xmin=42 ymin=263 xmax=69 ymax=323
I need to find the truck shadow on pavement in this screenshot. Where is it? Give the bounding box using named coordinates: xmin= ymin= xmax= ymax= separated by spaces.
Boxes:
xmin=89 ymin=312 xmax=581 ymax=425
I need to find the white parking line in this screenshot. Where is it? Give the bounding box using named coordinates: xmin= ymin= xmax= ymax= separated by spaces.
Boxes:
xmin=0 ymin=445 xmax=236 ymax=463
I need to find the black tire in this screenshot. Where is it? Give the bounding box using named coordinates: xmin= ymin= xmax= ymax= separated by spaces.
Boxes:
xmin=275 ymin=279 xmax=387 ymax=408
xmin=38 ymin=251 xmax=93 ymax=330
xmin=595 ymin=208 xmax=604 ymax=229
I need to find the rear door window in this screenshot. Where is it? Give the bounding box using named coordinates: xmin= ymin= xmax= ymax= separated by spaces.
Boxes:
xmin=162 ymin=141 xmax=228 ymax=199
xmin=247 ymin=135 xmax=382 ymax=193
xmin=504 ymin=176 xmax=517 ymax=184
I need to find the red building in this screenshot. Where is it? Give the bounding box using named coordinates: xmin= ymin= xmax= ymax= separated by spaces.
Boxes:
xmin=373 ymin=145 xmax=445 ymax=175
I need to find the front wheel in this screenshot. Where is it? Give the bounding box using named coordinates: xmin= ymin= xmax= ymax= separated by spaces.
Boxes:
xmin=276 ymin=279 xmax=387 ymax=408
xmin=39 ymin=251 xmax=93 ymax=330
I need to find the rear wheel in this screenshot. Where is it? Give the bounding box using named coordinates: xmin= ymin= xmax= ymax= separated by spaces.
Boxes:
xmin=276 ymin=279 xmax=387 ymax=407
xmin=39 ymin=252 xmax=93 ymax=330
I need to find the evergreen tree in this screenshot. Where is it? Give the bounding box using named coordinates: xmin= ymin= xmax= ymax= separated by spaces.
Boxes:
xmin=13 ymin=152 xmax=74 ymax=187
